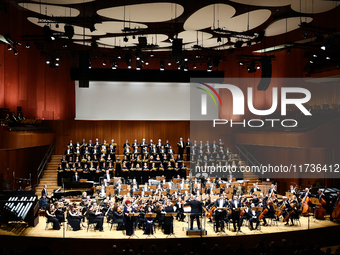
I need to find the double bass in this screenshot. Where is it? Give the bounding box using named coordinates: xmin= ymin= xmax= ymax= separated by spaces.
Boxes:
xmin=300 ymin=188 xmax=310 ymax=215
xmin=332 ymin=195 xmax=340 ymax=219
xmin=314 ymin=189 xmax=327 ymax=219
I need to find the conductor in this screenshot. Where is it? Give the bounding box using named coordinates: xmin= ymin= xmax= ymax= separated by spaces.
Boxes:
xmin=185 ymin=196 xmax=203 ymax=230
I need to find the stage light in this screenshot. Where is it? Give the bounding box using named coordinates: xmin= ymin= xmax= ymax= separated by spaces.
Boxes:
xmin=168 ymin=60 xmax=171 ymax=66
xmin=123 ymin=36 xmax=128 ymax=42
xmin=313 ymin=54 xmax=317 ymax=58
xmin=234 ymin=40 xmax=244 ymax=48
xmin=196 ymin=53 xmax=200 ymax=58
xmin=193 ymin=64 xmax=197 ymax=69
xmin=160 ymin=60 xmax=165 ymax=71
xmin=136 ymin=60 xmax=142 ymax=70
xmin=64 ymin=24 xmax=74 ymax=39
xmin=207 ymin=62 xmax=212 ymax=72
xmin=13 ymin=49 xmax=18 ymax=55
xmin=309 ymin=60 xmax=313 ymax=64
xmin=63 ymin=42 xmax=67 ymax=48
xmin=111 ymin=62 xmax=116 ymax=69
xmin=238 ymin=61 xmax=244 ymax=66
xmin=132 ymin=35 xmax=136 ymax=39
xmin=256 ymin=65 xmax=261 ymax=70
xmin=217 ymin=37 xmax=221 ymax=43
xmin=25 ymin=42 xmax=30 ymax=48
xmin=177 ymin=63 xmax=181 ymax=70
xmin=150 ymin=51 xmax=154 ymax=57
xmin=321 ymin=45 xmax=326 ymax=50
xmin=118 ymin=55 xmax=121 ymax=59
xmin=303 ymin=32 xmax=308 ymax=39
xmin=247 ymin=60 xmax=256 ymax=73
xmin=184 ymin=62 xmax=188 ymax=71
xmin=287 ymin=48 xmax=291 ymax=54
xmin=7 ymin=44 xmax=11 ymax=50
xmin=56 ymin=57 xmax=60 ymax=61
xmin=46 ymin=60 xmax=50 ymax=64
xmin=326 ymin=56 xmax=330 ymax=60
xmin=184 ymin=57 xmax=188 ymax=61
xmin=88 ymin=59 xmax=91 ymax=69
xmin=103 ymin=60 xmax=106 ymax=66
xmin=55 ymin=62 xmax=59 ymax=67
xmin=247 ymin=41 xmax=252 ymax=47
xmin=145 ymin=60 xmax=149 ymax=65
xmin=90 ymin=24 xmax=96 ymax=32
xmin=56 ymin=23 xmax=59 ymax=28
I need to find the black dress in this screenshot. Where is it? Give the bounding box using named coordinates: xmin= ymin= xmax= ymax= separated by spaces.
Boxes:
xmin=68 ymin=211 xmax=81 ymax=231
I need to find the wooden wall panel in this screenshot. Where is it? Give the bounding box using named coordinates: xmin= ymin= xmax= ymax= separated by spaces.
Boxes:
xmin=0 ymin=130 xmax=55 ymax=149
xmin=0 ymin=145 xmax=50 ymax=191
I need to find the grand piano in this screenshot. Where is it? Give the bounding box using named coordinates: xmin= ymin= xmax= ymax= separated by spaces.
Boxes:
xmin=52 ymin=181 xmax=94 ymax=200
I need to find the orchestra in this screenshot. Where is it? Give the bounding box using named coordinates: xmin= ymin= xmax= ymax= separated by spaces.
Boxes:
xmin=42 ymin=137 xmax=339 ymax=235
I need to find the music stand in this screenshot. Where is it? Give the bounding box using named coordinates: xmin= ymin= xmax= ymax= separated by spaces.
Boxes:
xmin=214 ymin=207 xmax=229 ymax=235
xmin=173 ymin=179 xmax=181 ymax=184
xmin=285 ymin=192 xmax=294 ymax=199
xmin=127 ymin=212 xmax=140 ymax=238
xmin=144 ymin=213 xmax=157 ymax=238
xmin=224 ymin=188 xmax=234 ymax=194
xmin=133 ymin=191 xmax=142 ymax=196
xmin=144 ymin=191 xmax=153 ymax=196
xmin=225 ymin=194 xmax=233 ymax=200
xmin=165 ymin=212 xmax=177 ymax=238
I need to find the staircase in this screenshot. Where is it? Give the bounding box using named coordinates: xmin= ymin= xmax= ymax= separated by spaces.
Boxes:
xmin=35 ymin=155 xmax=62 ymax=197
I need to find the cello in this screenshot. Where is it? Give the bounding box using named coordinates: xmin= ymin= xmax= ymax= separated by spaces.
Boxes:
xmin=314 ymin=188 xmax=327 ymax=219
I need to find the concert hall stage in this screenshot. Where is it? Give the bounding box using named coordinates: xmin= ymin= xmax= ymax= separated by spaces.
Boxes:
xmin=0 ymin=216 xmax=339 ymax=254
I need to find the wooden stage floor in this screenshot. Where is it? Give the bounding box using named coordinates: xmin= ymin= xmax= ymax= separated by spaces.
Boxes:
xmin=0 ymin=215 xmax=339 ymax=239
xmin=1 ymin=216 xmax=340 ymax=255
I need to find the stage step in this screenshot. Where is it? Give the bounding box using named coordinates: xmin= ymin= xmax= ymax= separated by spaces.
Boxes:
xmin=184 ymin=227 xmax=207 ymax=236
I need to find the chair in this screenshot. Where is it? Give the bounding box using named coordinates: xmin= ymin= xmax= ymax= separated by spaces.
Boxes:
xmin=45 ymin=219 xmax=53 ymax=230
xmin=86 ymin=215 xmax=97 ymax=232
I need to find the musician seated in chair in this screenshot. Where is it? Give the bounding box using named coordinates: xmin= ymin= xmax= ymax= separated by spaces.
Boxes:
xmin=262 ymin=201 xmax=275 ymax=226
xmin=285 ymin=201 xmax=300 ymax=226
xmin=88 ymin=204 xmax=104 ymax=232
xmin=248 ymin=203 xmax=260 ymax=230
xmin=39 ymin=194 xmax=48 ymax=210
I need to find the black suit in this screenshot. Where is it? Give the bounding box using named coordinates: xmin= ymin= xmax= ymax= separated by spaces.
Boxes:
xmin=248 ymin=209 xmax=260 ymax=230
xmin=230 ymin=199 xmax=242 ymax=231
xmin=185 ymin=199 xmax=202 ymax=229
xmin=164 ymin=206 xmax=174 ymax=234
xmin=214 ymin=198 xmax=228 ymax=231
xmin=72 ymin=175 xmax=80 ymax=182
xmin=41 ymin=188 xmax=48 ymax=198
xmin=249 ymin=187 xmax=261 ymax=195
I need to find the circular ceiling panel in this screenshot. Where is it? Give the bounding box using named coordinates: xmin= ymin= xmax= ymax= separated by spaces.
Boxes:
xmin=183 ymin=4 xmax=235 ymax=31
xmin=265 ymin=17 xmax=313 ymax=37
xmin=31 ymin=0 xmax=94 ymax=4
xmin=19 ymin=3 xmax=79 ymax=17
xmin=97 ymin=3 xmax=184 ymax=23
xmin=219 ymin=10 xmax=271 ymax=32
xmin=177 ymin=31 xmax=212 ymax=44
xmin=291 ymin=0 xmax=340 ymax=14
xmin=229 ymin=0 xmax=292 ymax=7
xmin=95 ymin=21 xmax=148 ymax=34
xmin=27 ymin=17 xmax=106 ymax=36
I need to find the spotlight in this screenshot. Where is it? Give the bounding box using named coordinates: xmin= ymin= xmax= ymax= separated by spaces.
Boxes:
xmin=7 ymin=44 xmax=12 ymax=50
xmin=287 ymin=48 xmax=291 ymax=54
xmin=63 ymin=42 xmax=67 ymax=48
xmin=56 ymin=57 xmax=60 ymax=61
xmin=123 ymin=36 xmax=128 ymax=42
xmin=217 ymin=37 xmax=221 ymax=43
xmin=43 ymin=25 xmax=53 ymax=42
xmin=103 ymin=60 xmax=106 ymax=66
xmin=55 ymin=62 xmax=59 ymax=67
xmin=177 ymin=63 xmax=181 ymax=70
xmin=184 ymin=57 xmax=188 ymax=61
xmin=326 ymin=56 xmax=330 ymax=60
xmin=51 ymin=36 xmax=55 ymax=41
xmin=207 ymin=62 xmax=212 ymax=72
xmin=125 ymin=52 xmax=132 ymax=68
xmin=132 ymin=35 xmax=136 ymax=39
xmin=184 ymin=62 xmax=189 ymax=71
xmin=88 ymin=59 xmax=91 ymax=69
xmin=46 ymin=60 xmax=50 ymax=64
xmin=193 ymin=63 xmax=197 ymax=69
xmin=145 ymin=60 xmax=149 ymax=65
xmin=169 ymin=35 xmax=174 ymax=42
xmin=89 ymin=24 xmax=96 ymax=32
xmin=136 ymin=60 xmax=142 ymax=70
xmin=247 ymin=41 xmax=252 ymax=47
xmin=111 ymin=62 xmax=116 ymax=69
xmin=118 ymin=55 xmax=121 ymax=59
xmin=64 ymin=24 xmax=74 ymax=39
xmin=256 ymin=65 xmax=261 ymax=70
xmin=168 ymin=60 xmax=171 ymax=66
xmin=321 ymin=45 xmax=326 ymax=50
xmin=160 ymin=60 xmax=165 ymax=71
xmin=238 ymin=61 xmax=244 ymax=66
xmin=234 ymin=40 xmax=244 ymax=48
xmin=150 ymin=51 xmax=154 ymax=57
xmin=56 ymin=23 xmax=59 ymax=28
xmin=309 ymin=60 xmax=313 ymax=64
xmin=25 ymin=42 xmax=30 ymax=48
xmin=13 ymin=49 xmax=18 ymax=55
xmin=313 ymin=54 xmax=317 ymax=58
xmin=303 ymin=32 xmax=308 ymax=39
xmin=196 ymin=53 xmax=200 ymax=58
xmin=247 ymin=60 xmax=256 ymax=73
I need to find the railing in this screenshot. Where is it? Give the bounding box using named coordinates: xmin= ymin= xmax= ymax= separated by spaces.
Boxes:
xmin=36 ymin=137 xmax=56 ymax=186
xmin=233 ymin=137 xmax=264 ymax=181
